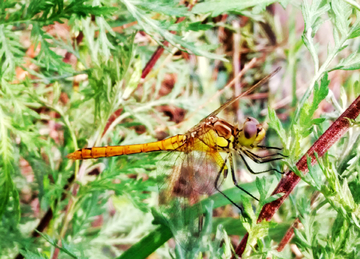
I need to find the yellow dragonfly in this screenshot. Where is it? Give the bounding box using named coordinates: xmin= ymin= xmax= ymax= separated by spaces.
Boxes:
xmin=67 ymin=68 xmax=284 ymax=252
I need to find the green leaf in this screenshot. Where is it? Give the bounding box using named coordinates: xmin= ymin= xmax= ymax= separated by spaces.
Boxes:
xmin=301 ymin=0 xmax=330 ymax=70
xmin=0 ymin=174 xmax=11 ymax=218
xmin=117 ymin=224 xmax=173 ymax=259
xmin=263 ymin=193 xmax=284 ymax=205
xmin=306 ymin=155 xmax=322 ymax=190
xmin=310 ymin=73 xmax=330 ymax=115
xmin=95 ymin=16 xmax=116 ymax=60
xmin=191 ymin=0 xmax=278 ymax=17
xmin=0 ymin=108 xmax=15 ymax=218
xmin=348 ymin=27 xmax=360 ymax=39
xmin=121 ymin=0 xmax=226 ymax=61
xmin=122 ymin=55 xmax=142 ymax=100
xmin=136 ymin=0 xmax=188 ymax=16
xmin=329 ymin=0 xmax=352 ymax=36
xmin=169 ymin=21 xmax=216 ymax=32
xmin=0 ymin=25 xmax=24 ymax=76
xmin=267 ymin=107 xmax=287 ymax=148
xmin=311 ymin=117 xmax=326 ymax=126
xmin=37 ymin=231 xmax=78 ymax=258
xmin=19 ymin=250 xmax=48 ymax=259
xmin=31 ymin=23 xmax=72 ymax=73
xmin=68 ymin=4 xmax=117 ymax=18
xmin=298 ymin=73 xmax=329 ymax=137
xmin=302 ymin=0 xmax=330 ymax=35
xmin=330 ymin=53 xmax=360 ymax=71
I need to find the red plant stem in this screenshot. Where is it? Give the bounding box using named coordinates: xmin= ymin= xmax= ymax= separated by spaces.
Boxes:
xmin=233 ymin=94 xmax=360 ymax=258
xmin=276 ymin=218 xmax=301 ymax=252
xmin=140 ymin=12 xmax=190 ymax=79
xmin=101 ymin=108 xmax=123 ymax=137
xmin=141 ymin=44 xmax=167 ymax=79
xmin=276 ymin=191 xmax=319 ymax=252
xmin=63 ymin=32 xmax=84 ymax=64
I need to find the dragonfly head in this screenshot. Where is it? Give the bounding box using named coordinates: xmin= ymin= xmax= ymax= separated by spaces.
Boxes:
xmin=237 ymin=117 xmax=265 ymax=147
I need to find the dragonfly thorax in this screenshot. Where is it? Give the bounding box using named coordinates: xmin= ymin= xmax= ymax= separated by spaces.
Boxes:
xmin=236 ymin=117 xmax=265 ymax=148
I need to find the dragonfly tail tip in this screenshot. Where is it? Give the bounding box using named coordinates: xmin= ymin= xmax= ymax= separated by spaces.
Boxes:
xmin=66 ymin=152 xmax=79 ymax=160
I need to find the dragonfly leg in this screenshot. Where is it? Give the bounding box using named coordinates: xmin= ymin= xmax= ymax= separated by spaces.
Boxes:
xmin=229 ymin=154 xmax=259 ymax=202
xmin=214 ymin=154 xmax=244 ymax=212
xmin=239 ymin=152 xmax=283 ymax=174
xmin=244 ymin=150 xmax=284 ymax=163
xmin=255 ymin=145 xmax=288 ymax=158
xmin=256 ymin=145 xmax=282 ymax=150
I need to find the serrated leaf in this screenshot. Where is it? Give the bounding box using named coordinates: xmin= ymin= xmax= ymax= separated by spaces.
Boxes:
xmin=299 ymin=102 xmax=312 ymax=129
xmin=310 ymin=73 xmax=329 ymax=114
xmin=191 ymin=0 xmax=278 ymax=17
xmin=301 ymin=33 xmax=319 ymax=71
xmin=137 ymin=0 xmax=188 ymax=16
xmin=329 ymin=0 xmax=352 ymax=36
xmin=341 ymin=178 xmax=356 ymax=209
xmin=301 ymin=0 xmax=330 ymax=70
xmin=306 ymin=155 xmax=322 ymax=190
xmin=330 ymin=53 xmax=360 ymax=71
xmin=267 ymin=107 xmax=287 ymax=148
xmin=241 ymin=195 xmax=256 ymax=226
xmin=96 ymin=16 xmax=116 ymax=60
xmin=349 ymin=27 xmax=360 ymax=39
xmin=255 ymin=177 xmax=267 ymax=201
xmin=122 ymin=56 xmax=142 ymax=100
xmin=0 ymin=25 xmax=25 ymax=75
xmin=263 ymin=193 xmax=284 ymax=205
xmin=311 ymin=117 xmax=326 ymax=126
xmin=122 ymin=0 xmax=226 ymax=61
xmin=70 ymin=5 xmax=117 ymax=18
xmin=12 ymin=183 xmax=21 ymax=224
xmin=297 ymin=73 xmax=329 ymax=138
xmin=19 ymin=250 xmax=48 ymax=259
xmin=31 ymin=24 xmax=72 ymax=73
xmin=169 ymin=21 xmax=215 ymax=32
xmin=302 ymin=0 xmax=330 ymax=34
xmin=0 ymin=176 xmax=11 ymax=218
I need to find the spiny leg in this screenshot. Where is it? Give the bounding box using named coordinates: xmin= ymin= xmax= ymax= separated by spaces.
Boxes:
xmin=240 ymin=152 xmax=283 ymax=174
xmin=213 ymin=153 xmax=244 ymax=212
xmin=228 ymin=153 xmax=259 ymax=202
xmin=256 ymin=145 xmax=282 ymax=150
xmin=244 ymin=150 xmax=284 ymax=163
xmin=243 ymin=150 xmax=285 ymax=174
xmin=255 ymin=145 xmax=288 ymax=158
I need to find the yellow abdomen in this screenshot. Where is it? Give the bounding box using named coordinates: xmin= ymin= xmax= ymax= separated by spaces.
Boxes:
xmin=67 ymin=134 xmax=186 ymax=160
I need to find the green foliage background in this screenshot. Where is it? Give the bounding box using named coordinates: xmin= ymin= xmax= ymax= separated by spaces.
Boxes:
xmin=1 ymin=0 xmax=360 ymax=258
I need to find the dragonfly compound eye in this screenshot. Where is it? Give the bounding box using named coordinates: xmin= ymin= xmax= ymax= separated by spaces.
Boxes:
xmin=237 ymin=117 xmax=265 ymax=147
xmin=243 ymin=117 xmax=259 ymax=140
xmin=243 ymin=120 xmax=257 ymax=140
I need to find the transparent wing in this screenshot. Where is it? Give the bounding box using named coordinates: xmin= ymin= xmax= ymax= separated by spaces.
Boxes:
xmin=157 ymin=133 xmax=227 ymax=253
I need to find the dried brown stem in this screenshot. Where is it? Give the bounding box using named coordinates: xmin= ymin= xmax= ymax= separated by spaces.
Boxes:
xmin=233 ymin=93 xmax=360 ymax=258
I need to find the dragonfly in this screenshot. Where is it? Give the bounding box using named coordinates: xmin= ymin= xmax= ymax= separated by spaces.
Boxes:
xmin=67 ymin=68 xmax=285 ymax=253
